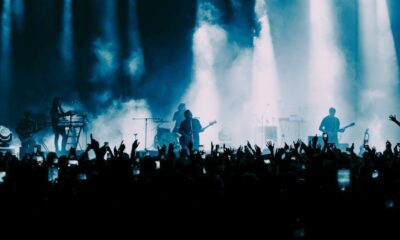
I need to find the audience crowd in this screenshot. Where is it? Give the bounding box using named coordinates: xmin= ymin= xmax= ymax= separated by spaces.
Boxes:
xmin=0 ymin=134 xmax=400 ymax=238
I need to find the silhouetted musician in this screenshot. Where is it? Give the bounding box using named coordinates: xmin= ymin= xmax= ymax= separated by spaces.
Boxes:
xmin=172 ymin=103 xmax=186 ymax=133
xmin=50 ymin=97 xmax=71 ymax=153
xmin=319 ymin=107 xmax=342 ymax=146
xmin=179 ymin=110 xmax=203 ymax=150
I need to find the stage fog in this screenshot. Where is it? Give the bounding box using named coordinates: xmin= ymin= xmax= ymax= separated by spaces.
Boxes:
xmin=1 ymin=0 xmax=400 ymax=152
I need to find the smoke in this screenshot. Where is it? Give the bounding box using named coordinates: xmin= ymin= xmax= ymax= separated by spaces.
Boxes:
xmin=1 ymin=0 xmax=11 ymax=76
xmin=248 ymin=0 xmax=281 ymax=146
xmin=184 ymin=0 xmax=282 ymax=148
xmin=307 ymin=0 xmax=347 ymax=137
xmin=183 ymin=1 xmax=225 ymax=148
xmin=88 ymin=99 xmax=155 ymax=152
xmin=125 ymin=0 xmax=145 ymax=79
xmin=12 ymin=0 xmax=24 ymax=31
xmin=359 ymin=0 xmax=399 ymax=150
xmin=60 ymin=0 xmax=73 ymax=64
xmin=40 ymin=98 xmax=154 ymax=153
xmin=92 ymin=0 xmax=119 ymax=82
xmin=92 ymin=39 xmax=118 ymax=80
xmin=1 ymin=0 xmax=11 ymax=120
xmin=125 ymin=52 xmax=144 ymax=77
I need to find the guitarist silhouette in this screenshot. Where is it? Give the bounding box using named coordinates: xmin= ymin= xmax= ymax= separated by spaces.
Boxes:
xmin=179 ymin=110 xmax=216 ymax=150
xmin=319 ymin=107 xmax=355 ymax=146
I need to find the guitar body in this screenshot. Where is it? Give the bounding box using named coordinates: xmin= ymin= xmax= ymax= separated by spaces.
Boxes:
xmin=179 ymin=120 xmax=217 ymax=149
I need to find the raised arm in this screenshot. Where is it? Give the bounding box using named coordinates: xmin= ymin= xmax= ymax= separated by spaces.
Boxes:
xmin=389 ymin=115 xmax=400 ymax=127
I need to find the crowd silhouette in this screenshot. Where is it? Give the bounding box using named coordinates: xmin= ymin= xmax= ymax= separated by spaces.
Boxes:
xmin=1 ymin=126 xmax=400 ymax=238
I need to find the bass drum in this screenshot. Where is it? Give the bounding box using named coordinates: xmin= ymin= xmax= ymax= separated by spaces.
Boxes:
xmin=153 ymin=132 xmax=179 ymax=149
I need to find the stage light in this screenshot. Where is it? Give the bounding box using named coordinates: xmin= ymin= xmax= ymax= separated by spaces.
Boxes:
xmin=60 ymin=0 xmax=73 ymax=63
xmin=359 ymin=0 xmax=399 ymax=150
xmin=308 ymin=0 xmax=346 ymax=138
xmin=126 ymin=0 xmax=144 ymax=79
xmin=0 ymin=126 xmax=12 ymax=146
xmin=92 ymin=0 xmax=118 ymax=81
xmin=183 ymin=1 xmax=223 ymax=147
xmin=1 ymin=0 xmax=11 ymax=118
xmin=250 ymin=0 xmax=280 ymax=146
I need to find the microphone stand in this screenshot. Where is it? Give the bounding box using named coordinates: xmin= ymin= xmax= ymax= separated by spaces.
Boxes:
xmin=132 ymin=117 xmax=162 ymax=152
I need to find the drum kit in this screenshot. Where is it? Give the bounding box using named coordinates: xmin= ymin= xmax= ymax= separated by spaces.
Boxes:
xmin=132 ymin=118 xmax=179 ymax=151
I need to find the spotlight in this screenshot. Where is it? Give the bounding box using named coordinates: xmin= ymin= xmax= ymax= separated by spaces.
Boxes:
xmin=0 ymin=125 xmax=12 ymax=146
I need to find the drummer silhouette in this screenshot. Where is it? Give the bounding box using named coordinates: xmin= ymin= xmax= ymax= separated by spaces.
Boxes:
xmin=172 ymin=103 xmax=186 ymax=133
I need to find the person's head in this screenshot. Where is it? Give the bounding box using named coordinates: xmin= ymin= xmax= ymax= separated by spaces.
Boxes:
xmin=178 ymin=103 xmax=186 ymax=111
xmin=184 ymin=110 xmax=192 ymax=120
xmin=52 ymin=97 xmax=60 ymax=107
xmin=329 ymin=107 xmax=336 ymax=117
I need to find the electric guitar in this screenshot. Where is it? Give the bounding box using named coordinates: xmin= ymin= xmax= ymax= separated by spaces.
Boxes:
xmin=179 ymin=120 xmax=217 ymax=147
xmin=323 ymin=122 xmax=355 ymax=143
xmin=338 ymin=122 xmax=355 ymax=133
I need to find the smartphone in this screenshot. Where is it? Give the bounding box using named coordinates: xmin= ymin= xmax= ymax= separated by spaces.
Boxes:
xmin=132 ymin=166 xmax=140 ymax=176
xmin=264 ymin=159 xmax=271 ymax=165
xmin=364 ymin=129 xmax=369 ymax=145
xmin=33 ymin=146 xmax=38 ymax=154
xmin=372 ymin=170 xmax=379 ymax=179
xmin=48 ymin=167 xmax=59 ymax=182
xmin=88 ymin=149 xmax=96 ymax=160
xmin=155 ymin=160 xmax=160 ymax=170
xmin=218 ymin=147 xmax=224 ymax=154
xmin=0 ymin=171 xmax=6 ymax=183
xmin=323 ymin=132 xmax=328 ymax=141
xmin=78 ymin=173 xmax=87 ymax=181
xmin=36 ymin=156 xmax=44 ymax=166
xmin=337 ymin=169 xmax=350 ymax=190
xmin=104 ymin=142 xmax=109 ymax=147
xmin=68 ymin=160 xmax=79 ymax=167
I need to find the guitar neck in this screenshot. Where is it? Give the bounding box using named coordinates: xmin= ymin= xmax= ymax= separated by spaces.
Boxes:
xmin=340 ymin=123 xmax=355 ymax=131
xmin=202 ymin=122 xmax=216 ymax=132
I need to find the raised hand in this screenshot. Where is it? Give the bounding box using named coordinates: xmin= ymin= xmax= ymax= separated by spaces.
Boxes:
xmin=293 ymin=140 xmax=301 ymax=152
xmin=247 ymin=141 xmax=256 ymax=154
xmin=394 ymin=143 xmax=400 ymax=156
xmin=158 ymin=144 xmax=166 ymax=156
xmin=118 ymin=140 xmax=126 ymax=153
xmin=346 ymin=143 xmax=355 ymax=153
xmin=254 ymin=144 xmax=262 ymax=157
xmin=389 ymin=115 xmax=400 ymax=127
xmin=386 ymin=140 xmax=392 ymax=151
xmin=266 ymin=141 xmax=275 ymax=153
xmin=168 ymin=143 xmax=174 ymax=154
xmin=284 ymin=142 xmax=289 ymax=151
xmin=312 ymin=134 xmax=318 ymax=148
xmin=132 ymin=139 xmax=140 ymax=151
xmin=90 ymin=133 xmax=100 ymax=150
